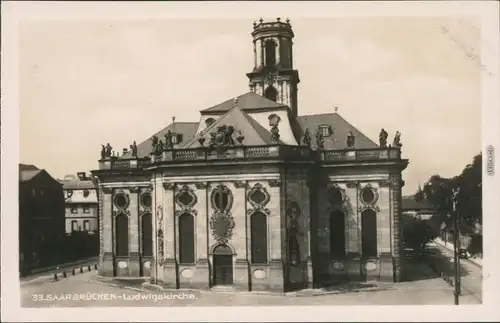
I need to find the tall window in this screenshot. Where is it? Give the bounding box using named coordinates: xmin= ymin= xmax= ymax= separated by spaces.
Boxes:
xmin=83 ymin=220 xmax=90 ymax=231
xmin=264 ymin=86 xmax=278 ymax=102
xmin=361 ymin=209 xmax=377 ymax=257
xmin=71 ymin=220 xmax=78 ymax=232
xmin=265 ymin=40 xmax=277 ymax=66
xmin=141 ymin=213 xmax=153 ymax=257
xmin=178 ymin=213 xmax=195 ymax=264
xmin=115 ymin=214 xmax=129 ymax=257
xmin=329 ymin=210 xmax=346 ymax=258
xmin=250 ymin=212 xmax=268 ymax=264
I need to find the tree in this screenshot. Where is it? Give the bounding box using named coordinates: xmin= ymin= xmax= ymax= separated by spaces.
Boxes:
xmin=402 ymin=213 xmax=441 ymax=253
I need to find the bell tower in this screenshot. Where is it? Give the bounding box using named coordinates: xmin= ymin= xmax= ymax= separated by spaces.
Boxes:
xmin=246 ymin=18 xmax=300 ymax=118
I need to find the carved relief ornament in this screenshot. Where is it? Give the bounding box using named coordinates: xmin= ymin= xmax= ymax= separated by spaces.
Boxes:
xmin=209 ymin=185 xmax=235 ymax=244
xmin=268 ymin=179 xmax=281 ymax=187
xmin=247 ymin=183 xmax=271 ymax=216
xmin=175 ymin=184 xmax=198 ymax=216
xmin=163 ymin=182 xmax=175 ymax=190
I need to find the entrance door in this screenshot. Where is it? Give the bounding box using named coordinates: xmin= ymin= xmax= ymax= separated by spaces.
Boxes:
xmin=213 ymin=245 xmax=233 ymax=286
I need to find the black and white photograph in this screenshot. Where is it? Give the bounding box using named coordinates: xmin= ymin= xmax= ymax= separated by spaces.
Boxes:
xmin=1 ymin=1 xmax=499 ymax=322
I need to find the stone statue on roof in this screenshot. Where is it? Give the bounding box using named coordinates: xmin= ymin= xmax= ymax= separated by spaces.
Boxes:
xmin=151 ymin=135 xmax=158 ymax=153
xmin=105 ymin=143 xmax=113 ymax=157
xmin=157 ymin=139 xmax=165 ymax=153
xmin=164 ymin=130 xmax=174 ymax=149
xmin=315 ymin=129 xmax=324 ymax=149
xmin=270 ymin=124 xmax=280 ymax=144
xmin=100 ymin=145 xmax=106 ymax=160
xmin=379 ymin=128 xmax=388 ymax=148
xmin=302 ymin=128 xmax=311 ymax=147
xmin=393 ymin=131 xmax=402 ymax=148
xmin=346 ymin=131 xmax=355 ymax=148
xmin=130 ymin=141 xmax=138 ymax=157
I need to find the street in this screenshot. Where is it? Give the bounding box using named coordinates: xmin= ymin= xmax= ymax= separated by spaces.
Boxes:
xmin=20 ymin=248 xmax=482 ymax=307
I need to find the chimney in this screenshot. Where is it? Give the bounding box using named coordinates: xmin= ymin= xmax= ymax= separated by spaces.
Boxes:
xmin=77 ymin=172 xmax=87 ymax=180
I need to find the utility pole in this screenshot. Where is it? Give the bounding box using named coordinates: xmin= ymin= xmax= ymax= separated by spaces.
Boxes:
xmin=452 ymin=188 xmax=461 ymax=305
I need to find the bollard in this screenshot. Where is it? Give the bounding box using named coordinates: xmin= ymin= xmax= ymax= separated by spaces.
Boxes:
xmin=88 ymin=265 xmax=91 ymax=272
xmin=72 ymin=268 xmax=75 ymax=275
xmin=53 ymin=273 xmax=59 ymax=281
xmin=80 ymin=267 xmax=84 ymax=273
xmin=63 ymin=271 xmax=67 ymax=278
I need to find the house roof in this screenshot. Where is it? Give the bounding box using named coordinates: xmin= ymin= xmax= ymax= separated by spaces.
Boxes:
xmin=19 ymin=169 xmax=43 ymax=182
xmin=402 ymin=196 xmax=435 ymax=211
xmin=19 ymin=165 xmax=61 ymax=186
xmin=19 ymin=164 xmax=40 ymax=171
xmin=60 ymin=180 xmax=96 ymax=190
xmin=121 ymin=122 xmax=199 ymax=158
xmin=181 ymin=105 xmax=283 ymax=148
xmin=200 ymin=92 xmax=287 ymax=113
xmin=295 ymin=112 xmax=378 ymax=150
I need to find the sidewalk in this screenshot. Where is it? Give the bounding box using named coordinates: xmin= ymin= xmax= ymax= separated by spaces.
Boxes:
xmin=434 ymin=238 xmax=482 ymax=267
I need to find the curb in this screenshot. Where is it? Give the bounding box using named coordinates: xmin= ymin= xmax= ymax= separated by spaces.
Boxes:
xmin=21 ymin=263 xmax=99 ymax=286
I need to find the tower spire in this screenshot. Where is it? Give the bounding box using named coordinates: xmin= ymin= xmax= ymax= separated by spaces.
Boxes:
xmin=246 ymin=18 xmax=300 ymax=118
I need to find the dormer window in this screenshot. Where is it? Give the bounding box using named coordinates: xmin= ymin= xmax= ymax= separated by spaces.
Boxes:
xmin=205 ymin=118 xmax=216 ymax=127
xmin=318 ymin=125 xmax=333 ymax=137
xmin=171 ymin=133 xmax=183 ymax=145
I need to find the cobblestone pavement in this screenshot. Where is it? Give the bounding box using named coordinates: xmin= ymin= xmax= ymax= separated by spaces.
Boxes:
xmin=20 ymin=256 xmax=481 ymax=307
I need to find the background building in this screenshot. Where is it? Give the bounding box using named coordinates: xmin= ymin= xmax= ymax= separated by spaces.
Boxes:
xmin=19 ymin=164 xmax=65 ymax=276
xmin=60 ymin=172 xmax=98 ymax=234
xmin=92 ymin=19 xmax=408 ymax=291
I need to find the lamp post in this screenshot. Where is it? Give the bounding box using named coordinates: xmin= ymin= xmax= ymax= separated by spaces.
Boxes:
xmin=452 ymin=187 xmax=461 ymax=305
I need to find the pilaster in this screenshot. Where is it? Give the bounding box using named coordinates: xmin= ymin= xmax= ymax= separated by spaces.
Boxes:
xmin=390 ymin=174 xmax=403 ymax=282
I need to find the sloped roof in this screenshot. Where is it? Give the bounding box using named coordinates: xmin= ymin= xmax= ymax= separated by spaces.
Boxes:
xmin=181 ymin=105 xmax=282 ymax=149
xmin=121 ymin=122 xmax=199 ymax=158
xmin=60 ymin=180 xmax=96 ymax=190
xmin=19 ymin=164 xmax=39 ymax=171
xmin=19 ymin=169 xmax=43 ymax=182
xmin=402 ymin=196 xmax=435 ymax=211
xmin=296 ymin=113 xmax=378 ymax=150
xmin=200 ymin=92 xmax=287 ymax=113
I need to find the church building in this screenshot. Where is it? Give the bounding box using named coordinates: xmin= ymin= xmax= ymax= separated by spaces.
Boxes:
xmin=91 ymin=18 xmax=409 ymax=292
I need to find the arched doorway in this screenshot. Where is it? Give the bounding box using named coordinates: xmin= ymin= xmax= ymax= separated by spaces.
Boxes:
xmin=213 ymin=244 xmax=233 ymax=286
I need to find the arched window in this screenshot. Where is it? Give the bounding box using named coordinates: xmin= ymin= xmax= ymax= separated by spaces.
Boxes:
xmin=265 ymin=40 xmax=277 ymax=67
xmin=141 ymin=213 xmax=153 ymax=257
xmin=361 ymin=209 xmax=378 ymax=257
xmin=211 ymin=185 xmax=233 ymax=213
xmin=115 ymin=214 xmax=129 ymax=257
xmin=250 ymin=212 xmax=268 ymax=264
xmin=264 ymin=86 xmax=278 ymax=102
xmin=178 ymin=213 xmax=195 ymax=264
xmin=329 ymin=210 xmax=346 ymax=258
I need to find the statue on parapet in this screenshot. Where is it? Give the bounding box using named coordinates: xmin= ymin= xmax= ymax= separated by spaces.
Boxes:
xmin=157 ymin=139 xmax=165 ymax=154
xmin=100 ymin=145 xmax=106 ymax=160
xmin=105 ymin=143 xmax=113 ymax=157
xmin=270 ymin=124 xmax=280 ymax=143
xmin=150 ymin=135 xmax=158 ymax=153
xmin=302 ymin=128 xmax=311 ymax=147
xmin=130 ymin=141 xmax=138 ymax=157
xmin=379 ymin=128 xmax=388 ymax=148
xmin=164 ymin=130 xmax=174 ymax=149
xmin=346 ymin=131 xmax=355 ymax=148
xmin=315 ymin=129 xmax=324 ymax=149
xmin=393 ymin=131 xmax=402 ymax=148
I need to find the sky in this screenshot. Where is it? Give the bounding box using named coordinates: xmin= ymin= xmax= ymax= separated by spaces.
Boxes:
xmin=19 ymin=16 xmax=482 ymax=195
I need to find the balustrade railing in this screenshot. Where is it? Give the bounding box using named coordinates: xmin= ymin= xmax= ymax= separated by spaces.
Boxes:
xmin=98 ymin=146 xmax=401 ymax=170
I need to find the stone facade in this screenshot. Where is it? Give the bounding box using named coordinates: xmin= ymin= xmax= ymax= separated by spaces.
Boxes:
xmin=91 ymin=19 xmax=409 ymax=292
